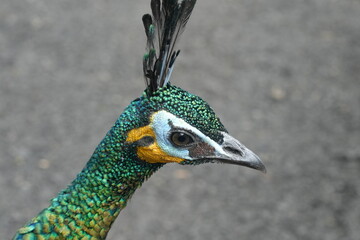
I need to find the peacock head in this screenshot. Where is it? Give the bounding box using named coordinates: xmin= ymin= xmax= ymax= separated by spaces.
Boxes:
xmin=125 ymin=85 xmax=266 ymax=173
xmin=124 ymin=0 xmax=265 ymax=172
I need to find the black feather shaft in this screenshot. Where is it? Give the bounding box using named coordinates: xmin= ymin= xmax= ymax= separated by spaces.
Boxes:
xmin=143 ymin=0 xmax=197 ymax=94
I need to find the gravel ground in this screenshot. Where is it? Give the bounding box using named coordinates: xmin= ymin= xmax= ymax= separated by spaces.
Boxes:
xmin=1 ymin=0 xmax=359 ymax=239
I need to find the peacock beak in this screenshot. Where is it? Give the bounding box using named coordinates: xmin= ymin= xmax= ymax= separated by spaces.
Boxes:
xmin=187 ymin=131 xmax=266 ymax=172
xmin=191 ymin=132 xmax=266 ymax=173
xmin=217 ymin=132 xmax=266 ymax=173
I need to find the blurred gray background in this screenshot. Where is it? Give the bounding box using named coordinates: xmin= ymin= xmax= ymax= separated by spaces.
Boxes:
xmin=1 ymin=0 xmax=359 ymax=239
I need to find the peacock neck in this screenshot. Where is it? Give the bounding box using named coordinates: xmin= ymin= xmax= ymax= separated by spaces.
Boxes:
xmin=14 ymin=100 xmax=164 ymax=240
xmin=43 ymin=121 xmax=163 ymax=239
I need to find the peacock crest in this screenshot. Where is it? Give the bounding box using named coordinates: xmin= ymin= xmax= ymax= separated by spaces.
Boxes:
xmin=142 ymin=0 xmax=197 ymax=94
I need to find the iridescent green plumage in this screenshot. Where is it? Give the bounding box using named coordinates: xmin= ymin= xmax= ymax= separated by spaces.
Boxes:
xmin=13 ymin=86 xmax=227 ymax=239
xmin=13 ymin=1 xmax=265 ymax=239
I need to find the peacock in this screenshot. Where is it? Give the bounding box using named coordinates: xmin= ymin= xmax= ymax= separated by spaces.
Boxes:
xmin=13 ymin=0 xmax=266 ymax=239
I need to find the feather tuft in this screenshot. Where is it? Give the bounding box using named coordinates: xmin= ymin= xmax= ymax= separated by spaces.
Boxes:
xmin=142 ymin=0 xmax=197 ymax=94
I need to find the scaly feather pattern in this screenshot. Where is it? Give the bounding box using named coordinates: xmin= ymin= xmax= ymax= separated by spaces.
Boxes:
xmin=143 ymin=0 xmax=196 ymax=94
xmin=13 ymin=0 xmax=265 ymax=239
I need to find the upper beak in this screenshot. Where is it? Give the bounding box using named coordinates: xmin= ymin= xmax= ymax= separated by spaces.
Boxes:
xmin=214 ymin=132 xmax=266 ymax=173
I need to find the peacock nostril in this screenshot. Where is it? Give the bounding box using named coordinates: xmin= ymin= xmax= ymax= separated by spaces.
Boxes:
xmin=224 ymin=146 xmax=244 ymax=157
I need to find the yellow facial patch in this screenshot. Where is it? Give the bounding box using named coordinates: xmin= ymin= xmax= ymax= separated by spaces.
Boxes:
xmin=126 ymin=125 xmax=184 ymax=164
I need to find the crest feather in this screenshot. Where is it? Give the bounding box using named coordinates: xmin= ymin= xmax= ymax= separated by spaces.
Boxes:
xmin=142 ymin=0 xmax=197 ymax=94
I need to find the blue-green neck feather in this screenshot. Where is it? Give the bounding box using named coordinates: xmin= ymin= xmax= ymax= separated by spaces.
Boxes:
xmin=13 ymin=85 xmax=226 ymax=240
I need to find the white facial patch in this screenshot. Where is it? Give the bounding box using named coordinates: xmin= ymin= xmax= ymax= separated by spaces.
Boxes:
xmin=150 ymin=110 xmax=226 ymax=160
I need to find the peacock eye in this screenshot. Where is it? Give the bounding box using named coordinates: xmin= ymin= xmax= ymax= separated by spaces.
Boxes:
xmin=170 ymin=131 xmax=195 ymax=147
